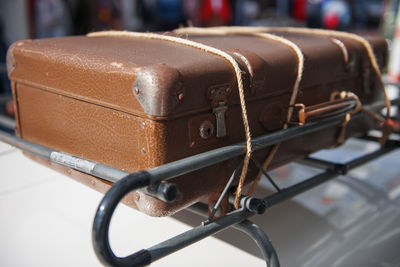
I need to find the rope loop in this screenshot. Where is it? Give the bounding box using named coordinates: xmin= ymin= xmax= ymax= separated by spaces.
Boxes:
xmin=330 ymin=90 xmax=393 ymax=145
xmin=173 ymin=27 xmax=305 ymax=208
xmin=330 ymin=90 xmax=362 ymax=115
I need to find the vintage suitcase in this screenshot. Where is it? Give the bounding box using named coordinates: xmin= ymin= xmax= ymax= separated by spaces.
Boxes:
xmin=6 ymin=28 xmax=388 ymax=216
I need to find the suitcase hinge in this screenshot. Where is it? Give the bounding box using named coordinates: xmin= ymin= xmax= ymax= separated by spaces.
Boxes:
xmin=213 ymin=102 xmax=228 ymax=138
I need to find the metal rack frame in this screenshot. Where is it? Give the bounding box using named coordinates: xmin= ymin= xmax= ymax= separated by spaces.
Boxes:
xmin=0 ymin=97 xmax=399 ymax=266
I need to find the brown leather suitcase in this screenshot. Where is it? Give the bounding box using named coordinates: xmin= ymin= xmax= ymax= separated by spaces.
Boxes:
xmin=6 ymin=28 xmax=388 ymax=216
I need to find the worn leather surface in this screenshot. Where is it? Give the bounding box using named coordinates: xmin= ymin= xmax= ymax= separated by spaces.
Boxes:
xmin=7 ymin=33 xmax=387 ymax=119
xmin=7 ymin=31 xmax=387 ymax=216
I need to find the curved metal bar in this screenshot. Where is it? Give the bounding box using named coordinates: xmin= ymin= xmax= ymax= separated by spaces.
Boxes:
xmin=93 ymin=181 xmax=253 ymax=266
xmin=187 ymin=203 xmax=279 ymax=267
xmin=92 ymin=171 xmax=153 ymax=266
xmin=91 ymin=134 xmax=398 ymax=266
xmin=235 ymin=220 xmax=280 ymax=267
xmin=146 ymin=208 xmax=252 ymax=263
xmin=90 ymin=98 xmax=399 ymax=266
xmin=2 ymin=98 xmax=398 ymax=266
xmin=92 ymin=174 xmax=253 ymax=266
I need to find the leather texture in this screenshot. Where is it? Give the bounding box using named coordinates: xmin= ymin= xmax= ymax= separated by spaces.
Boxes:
xmin=7 ymin=31 xmax=387 ymax=216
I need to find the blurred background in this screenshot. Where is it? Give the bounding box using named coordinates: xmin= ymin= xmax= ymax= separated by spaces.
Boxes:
xmin=0 ymin=2 xmax=400 ymax=266
xmin=0 ymin=0 xmax=400 ymax=103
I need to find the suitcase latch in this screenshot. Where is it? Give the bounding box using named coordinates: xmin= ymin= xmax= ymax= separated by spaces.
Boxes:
xmin=209 ymin=85 xmax=230 ymax=138
xmin=213 ymin=102 xmax=228 ymax=138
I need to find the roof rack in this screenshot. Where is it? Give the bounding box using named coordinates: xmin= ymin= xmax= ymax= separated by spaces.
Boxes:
xmin=0 ymin=93 xmax=398 ymax=267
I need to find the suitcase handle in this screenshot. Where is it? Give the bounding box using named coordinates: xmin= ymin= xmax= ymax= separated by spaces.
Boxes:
xmin=293 ymin=97 xmax=358 ymax=125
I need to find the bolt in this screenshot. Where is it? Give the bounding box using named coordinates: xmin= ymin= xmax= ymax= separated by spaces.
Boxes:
xmin=158 ymin=183 xmax=178 ymax=203
xmin=333 ymin=163 xmax=348 ymax=175
xmin=246 ymin=198 xmax=266 ymax=214
xmin=134 ymin=87 xmax=140 ymax=94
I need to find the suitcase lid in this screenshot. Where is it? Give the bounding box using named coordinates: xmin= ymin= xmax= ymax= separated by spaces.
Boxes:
xmin=7 ymin=31 xmax=387 ymax=120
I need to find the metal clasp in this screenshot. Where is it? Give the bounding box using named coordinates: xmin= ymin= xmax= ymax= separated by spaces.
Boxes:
xmin=213 ymin=102 xmax=228 ymax=138
xmin=288 ymin=103 xmax=306 ymax=126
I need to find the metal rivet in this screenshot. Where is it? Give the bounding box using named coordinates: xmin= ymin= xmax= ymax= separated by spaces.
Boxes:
xmin=134 ymin=87 xmax=140 ymax=94
xmin=134 ymin=193 xmax=140 ymax=201
xmin=178 ymin=92 xmax=184 ymax=100
xmin=141 ymin=147 xmax=146 ymax=154
xmin=141 ymin=122 xmax=146 ymax=129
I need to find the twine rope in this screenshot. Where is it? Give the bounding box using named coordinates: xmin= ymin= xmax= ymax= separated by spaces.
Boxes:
xmin=331 ymin=91 xmax=362 ymax=144
xmin=330 ymin=38 xmax=349 ymax=64
xmin=88 ymin=28 xmax=391 ymax=210
xmin=174 ymin=27 xmax=305 ymax=207
xmin=331 ymin=90 xmax=390 ymax=145
xmin=176 ymin=26 xmax=392 ymax=198
xmin=208 ymin=26 xmax=391 ymax=118
xmin=204 ymin=26 xmax=393 ymax=192
xmin=87 ymin=31 xmax=253 ymax=209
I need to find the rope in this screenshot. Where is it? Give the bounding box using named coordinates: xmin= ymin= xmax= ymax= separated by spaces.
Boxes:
xmin=87 ymin=31 xmax=253 ymax=208
xmin=174 ymin=28 xmax=305 ymax=119
xmin=338 ymin=113 xmax=351 ymax=144
xmin=330 ymin=38 xmax=349 ymax=64
xmin=208 ymin=27 xmax=392 ymax=118
xmin=174 ymin=27 xmax=304 ymax=207
xmin=208 ymin=27 xmax=393 ymax=190
xmin=330 ymin=91 xmax=361 ymax=144
xmin=176 ymin=26 xmax=392 ymax=197
xmin=331 ymin=90 xmax=391 ymax=145
xmin=89 ymin=28 xmax=391 ymax=209
xmin=330 ymin=91 xmax=362 ymax=115
xmin=247 ymin=32 xmax=304 ymax=196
